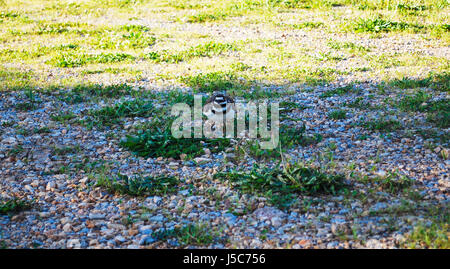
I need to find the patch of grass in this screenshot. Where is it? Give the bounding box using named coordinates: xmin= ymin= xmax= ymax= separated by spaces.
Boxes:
xmin=163 ymin=91 xmax=204 ymax=107
xmin=50 ymin=111 xmax=77 ymax=123
xmin=358 ymin=118 xmax=401 ymax=132
xmin=397 ymin=91 xmax=431 ymax=112
xmin=279 ymin=101 xmax=309 ymax=113
xmin=1 ymin=121 xmax=15 ymax=128
xmin=315 ymin=51 xmax=344 ymax=61
xmin=244 ymin=124 xmax=321 ymax=159
xmin=231 ymin=62 xmax=252 ymax=71
xmin=92 ymin=24 xmax=156 ymax=50
xmin=0 ymin=198 xmax=33 ymax=215
xmin=15 ymin=101 xmax=37 ymax=111
xmin=53 ymin=145 xmax=80 ymax=156
xmin=302 ymin=67 xmax=341 ymax=86
xmin=397 ymin=91 xmax=449 ymax=128
xmin=33 ymin=126 xmax=51 ymax=134
xmin=120 ymin=123 xmax=231 ymax=159
xmin=328 ymin=109 xmax=347 ymax=120
xmin=373 ymin=172 xmax=413 ymax=194
xmin=0 ymin=67 xmax=35 ymax=90
xmin=391 ymin=77 xmax=433 ymax=89
xmin=56 ymin=83 xmax=135 ymax=104
xmin=431 ymin=23 xmax=450 ymax=38
xmin=390 ymin=72 xmax=449 ymax=92
xmin=96 ymin=173 xmax=179 ymax=196
xmin=81 ymin=67 xmax=142 ymax=75
xmin=431 ymin=72 xmax=450 ymax=92
xmin=48 ymin=52 xmax=135 ymax=67
xmin=277 ymin=21 xmax=324 ymax=30
xmin=215 ymin=162 xmax=346 ymax=209
xmin=271 ymin=0 xmax=340 ymax=9
xmin=328 ymin=41 xmax=370 ymax=52
xmin=181 ymin=71 xmax=248 ymax=93
xmin=16 ymin=126 xmax=31 ymax=136
xmin=320 ymin=85 xmax=356 ymax=98
xmin=0 ymin=11 xmax=20 ymax=19
xmin=8 ymin=145 xmax=24 ymax=157
xmin=354 ymin=17 xmax=424 ymax=33
xmin=186 ymin=12 xmax=227 ymax=23
xmin=427 ymin=110 xmax=450 ymax=128
xmin=238 ymin=87 xmax=294 ymax=100
xmin=15 ymin=89 xmax=38 ymax=111
xmin=34 ymin=22 xmax=89 ymax=35
xmin=345 ymin=97 xmax=379 ymax=110
xmin=152 ymin=223 xmax=217 ymax=246
xmin=279 ymin=124 xmax=321 ymax=147
xmin=414 ymin=129 xmax=450 ymax=145
xmin=147 ymin=41 xmax=235 ymax=63
xmin=404 ymin=214 xmax=449 ymax=249
xmin=56 ymin=44 xmax=79 ymax=50
xmin=87 ymin=99 xmax=154 ymax=127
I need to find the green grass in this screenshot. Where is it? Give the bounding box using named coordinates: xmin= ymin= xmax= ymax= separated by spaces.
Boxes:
xmin=87 ymin=99 xmax=155 ymax=127
xmin=55 ymin=83 xmax=136 ymax=104
xmin=35 ymin=22 xmax=89 ymax=35
xmin=50 ymin=111 xmax=77 ymax=123
xmin=1 ymin=121 xmax=15 ymax=128
xmin=180 ymin=71 xmax=248 ymax=93
xmin=240 ymin=124 xmax=321 ymax=160
xmin=427 ymin=110 xmax=450 ymax=128
xmin=48 ymin=52 xmax=135 ymax=67
xmin=372 ymin=172 xmax=413 ymax=194
xmin=328 ymin=41 xmax=370 ymax=52
xmin=390 ymin=72 xmax=449 ymax=92
xmin=279 ymin=101 xmax=309 ymax=113
xmin=277 ymin=21 xmax=324 ymax=30
xmin=7 ymin=145 xmax=24 ymax=157
xmin=96 ymin=173 xmax=179 ymax=196
xmin=0 ymin=198 xmax=33 ymax=215
xmin=358 ymin=118 xmax=401 ymax=132
xmin=397 ymin=91 xmax=449 ymax=113
xmin=215 ymin=162 xmax=346 ymax=209
xmin=396 ymin=91 xmax=449 ymax=128
xmin=186 ymin=12 xmax=227 ymax=23
xmin=53 ymin=145 xmax=80 ymax=156
xmin=328 ymin=109 xmax=347 ymax=120
xmin=0 ymin=11 xmax=20 ymax=19
xmin=93 ymin=24 xmax=156 ymax=50
xmin=345 ymin=97 xmax=379 ymax=110
xmin=404 ymin=213 xmax=449 ymax=249
xmin=414 ymin=128 xmax=450 ymax=145
xmin=164 ymin=91 xmax=206 ymax=106
xmin=284 ymin=67 xmax=342 ymax=86
xmin=147 ymin=41 xmax=235 ymax=63
xmin=320 ymin=85 xmax=357 ymax=98
xmin=151 ymin=223 xmax=218 ymax=246
xmin=15 ymin=101 xmax=37 ymax=111
xmin=33 ymin=126 xmax=51 ymax=134
xmin=120 ymin=123 xmax=231 ymax=159
xmin=15 ymin=89 xmax=39 ymax=111
xmin=354 ymin=17 xmax=425 ymax=33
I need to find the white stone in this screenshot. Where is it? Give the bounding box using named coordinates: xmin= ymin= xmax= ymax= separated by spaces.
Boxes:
xmin=67 ymin=239 xmax=81 ymax=249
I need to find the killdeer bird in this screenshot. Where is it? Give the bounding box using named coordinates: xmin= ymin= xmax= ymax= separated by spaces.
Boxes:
xmin=203 ymin=93 xmax=235 ymax=136
xmin=203 ymin=92 xmax=235 ymax=121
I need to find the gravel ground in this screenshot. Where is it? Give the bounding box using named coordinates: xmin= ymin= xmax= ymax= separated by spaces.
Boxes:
xmin=0 ymin=79 xmax=448 ymax=249
xmin=0 ymin=2 xmax=448 ymax=249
